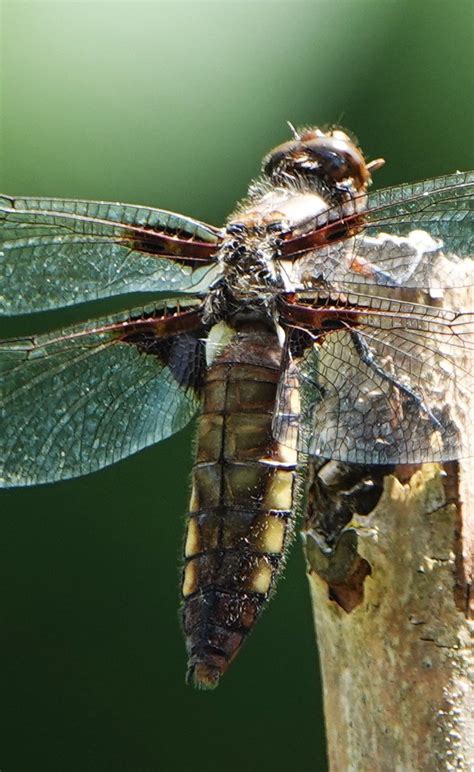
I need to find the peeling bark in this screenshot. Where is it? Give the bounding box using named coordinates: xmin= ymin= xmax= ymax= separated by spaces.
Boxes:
xmin=301 ymin=460 xmax=473 ymax=771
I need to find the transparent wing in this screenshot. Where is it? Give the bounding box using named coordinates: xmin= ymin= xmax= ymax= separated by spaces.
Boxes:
xmin=274 ymin=298 xmax=474 ymax=464
xmin=0 ymin=300 xmax=205 ymax=486
xmin=281 ymin=171 xmax=473 ymax=292
xmin=0 ymin=195 xmax=222 ymax=315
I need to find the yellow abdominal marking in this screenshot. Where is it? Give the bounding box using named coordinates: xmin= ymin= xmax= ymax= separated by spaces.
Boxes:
xmin=188 ymin=483 xmax=200 ymax=513
xmin=263 ymin=469 xmax=293 ymax=511
xmin=252 ymin=514 xmax=285 ymax=554
xmin=184 ymin=518 xmax=201 ymax=558
xmin=182 ymin=560 xmax=199 ymax=597
xmin=247 ymin=559 xmax=273 ymax=594
xmin=261 ymin=515 xmax=285 ymax=553
xmin=276 ymin=442 xmax=298 ymax=465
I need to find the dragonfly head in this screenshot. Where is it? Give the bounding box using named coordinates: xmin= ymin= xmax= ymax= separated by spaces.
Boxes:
xmin=263 ymin=126 xmax=385 ymax=193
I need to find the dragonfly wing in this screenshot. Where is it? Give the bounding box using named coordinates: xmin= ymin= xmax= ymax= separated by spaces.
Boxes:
xmin=1 ymin=299 xmax=205 ymax=486
xmin=0 ymin=195 xmax=222 ymax=315
xmin=273 ymin=301 xmax=474 ymax=464
xmin=282 ymin=171 xmax=474 ymax=292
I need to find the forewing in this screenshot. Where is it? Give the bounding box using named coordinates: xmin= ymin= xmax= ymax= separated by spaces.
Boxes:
xmin=0 ymin=195 xmax=222 ymax=315
xmin=282 ymin=171 xmax=473 ymax=292
xmin=274 ymin=300 xmax=474 ymax=464
xmin=1 ymin=300 xmax=205 ymax=486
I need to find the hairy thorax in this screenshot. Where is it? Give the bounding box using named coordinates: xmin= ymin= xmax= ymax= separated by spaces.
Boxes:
xmin=204 ymin=185 xmax=350 ymax=324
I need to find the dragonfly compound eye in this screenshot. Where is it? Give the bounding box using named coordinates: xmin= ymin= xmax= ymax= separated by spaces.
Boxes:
xmin=263 ymin=127 xmax=373 ymax=191
xmin=298 ymin=135 xmax=371 ymax=190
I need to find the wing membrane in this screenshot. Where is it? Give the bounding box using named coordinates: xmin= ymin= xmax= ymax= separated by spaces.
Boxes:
xmin=274 ymin=299 xmax=474 ymax=464
xmin=0 ymin=300 xmax=205 ymax=486
xmin=0 ymin=195 xmax=222 ymax=315
xmin=281 ymin=171 xmax=473 ymax=292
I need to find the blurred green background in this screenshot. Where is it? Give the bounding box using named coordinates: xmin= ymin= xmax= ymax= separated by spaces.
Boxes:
xmin=0 ymin=1 xmax=472 ymax=770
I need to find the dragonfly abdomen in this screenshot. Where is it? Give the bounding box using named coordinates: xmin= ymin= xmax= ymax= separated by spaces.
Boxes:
xmin=181 ymin=327 xmax=297 ymax=688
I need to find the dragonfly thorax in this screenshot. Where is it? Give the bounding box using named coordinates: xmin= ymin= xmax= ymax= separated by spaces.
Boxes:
xmin=203 ymin=229 xmax=285 ymax=324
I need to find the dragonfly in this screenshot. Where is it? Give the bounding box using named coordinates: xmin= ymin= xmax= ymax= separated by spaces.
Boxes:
xmin=1 ymin=126 xmax=473 ymax=688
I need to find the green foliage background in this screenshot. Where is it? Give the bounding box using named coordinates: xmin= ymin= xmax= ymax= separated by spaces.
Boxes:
xmin=1 ymin=1 xmax=472 ymax=770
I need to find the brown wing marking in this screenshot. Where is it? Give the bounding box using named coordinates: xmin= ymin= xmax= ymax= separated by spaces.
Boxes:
xmin=279 ymin=211 xmax=364 ymax=256
xmin=119 ymin=305 xmax=207 ymax=391
xmin=123 ymin=227 xmax=220 ymax=265
xmin=278 ymin=294 xmax=361 ymax=331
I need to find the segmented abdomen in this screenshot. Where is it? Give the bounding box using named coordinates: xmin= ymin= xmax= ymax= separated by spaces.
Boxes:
xmin=181 ymin=327 xmax=297 ymax=688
